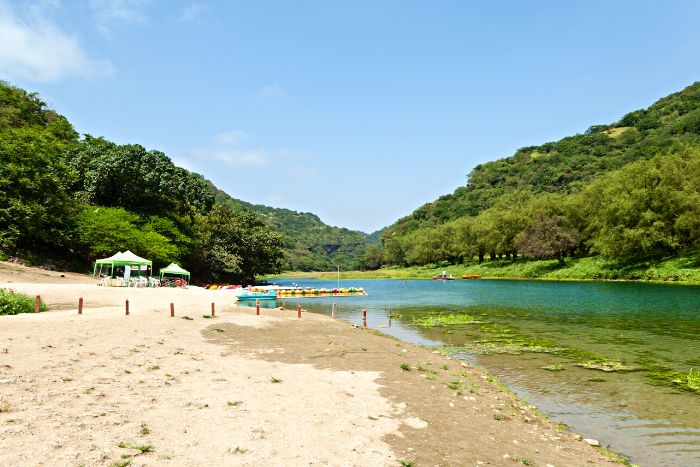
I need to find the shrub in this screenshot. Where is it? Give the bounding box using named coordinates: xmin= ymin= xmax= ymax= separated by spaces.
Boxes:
xmin=0 ymin=289 xmax=46 ymax=315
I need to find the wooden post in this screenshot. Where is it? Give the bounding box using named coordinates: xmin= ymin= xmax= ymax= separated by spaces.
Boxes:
xmin=78 ymin=297 xmax=83 ymax=315
xmin=297 ymin=304 xmax=302 ymax=319
xmin=256 ymin=299 xmax=260 ymax=315
xmin=332 ymin=303 xmax=336 ymax=319
xmin=211 ymin=302 xmax=215 ymax=318
xmin=34 ymin=295 xmax=41 ymax=313
xmin=170 ymin=303 xmax=174 ymax=317
xmin=125 ymin=299 xmax=129 ymax=316
xmin=362 ymin=308 xmax=367 ymax=328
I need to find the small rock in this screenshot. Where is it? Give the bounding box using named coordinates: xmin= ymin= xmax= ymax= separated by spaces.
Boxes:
xmin=584 ymin=438 xmax=600 ymax=447
xmin=403 ymin=417 xmax=428 ymax=429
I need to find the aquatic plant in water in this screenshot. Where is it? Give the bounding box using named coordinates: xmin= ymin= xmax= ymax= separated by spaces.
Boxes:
xmin=411 ymin=313 xmax=481 ymax=327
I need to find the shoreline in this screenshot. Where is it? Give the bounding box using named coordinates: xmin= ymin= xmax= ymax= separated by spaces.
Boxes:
xmin=0 ymin=271 xmax=620 ymax=465
xmin=267 ymin=270 xmax=700 ymax=286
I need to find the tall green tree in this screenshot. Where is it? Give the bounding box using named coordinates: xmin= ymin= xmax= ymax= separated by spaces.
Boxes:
xmin=188 ymin=205 xmax=283 ymax=283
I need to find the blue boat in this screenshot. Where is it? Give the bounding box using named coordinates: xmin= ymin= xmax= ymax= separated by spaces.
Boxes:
xmin=235 ymin=289 xmax=277 ymax=300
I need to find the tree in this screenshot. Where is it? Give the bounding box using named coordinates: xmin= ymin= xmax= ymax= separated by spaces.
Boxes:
xmin=74 ymin=206 xmax=179 ymax=264
xmin=0 ymin=127 xmax=77 ymax=250
xmin=67 ymin=136 xmax=213 ymax=219
xmin=517 ymin=213 xmax=580 ymax=263
xmin=584 ymin=147 xmax=700 ymax=259
xmin=188 ymin=205 xmax=283 ymax=283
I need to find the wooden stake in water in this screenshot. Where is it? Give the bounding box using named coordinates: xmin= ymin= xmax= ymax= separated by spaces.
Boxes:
xmin=256 ymin=299 xmax=260 ymax=315
xmin=170 ymin=303 xmax=174 ymax=317
xmin=332 ymin=303 xmax=336 ymax=319
xmin=125 ymin=299 xmax=129 ymax=316
xmin=34 ymin=295 xmax=41 ymax=313
xmin=211 ymin=302 xmax=215 ymax=318
xmin=78 ymin=297 xmax=83 ymax=315
xmin=297 ymin=304 xmax=302 ymax=319
xmin=362 ymin=308 xmax=367 ymax=328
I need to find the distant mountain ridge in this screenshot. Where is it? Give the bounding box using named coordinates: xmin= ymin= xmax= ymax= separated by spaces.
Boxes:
xmin=203 ymin=180 xmax=375 ymax=271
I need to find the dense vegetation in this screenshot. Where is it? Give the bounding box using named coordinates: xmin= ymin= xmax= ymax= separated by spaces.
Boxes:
xmin=205 ymin=182 xmax=371 ymax=271
xmin=0 ymin=81 xmax=283 ymax=283
xmin=0 ymin=288 xmax=46 ymax=315
xmin=370 ymin=82 xmax=700 ymax=275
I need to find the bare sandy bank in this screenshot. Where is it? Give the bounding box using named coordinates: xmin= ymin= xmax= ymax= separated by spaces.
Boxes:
xmin=0 ymin=269 xmax=616 ymax=466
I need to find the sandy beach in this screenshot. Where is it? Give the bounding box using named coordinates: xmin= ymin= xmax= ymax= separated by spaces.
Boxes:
xmin=0 ymin=262 xmax=615 ymax=466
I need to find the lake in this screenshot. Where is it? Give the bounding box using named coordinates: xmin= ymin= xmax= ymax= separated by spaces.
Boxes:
xmin=245 ymin=278 xmax=700 ymax=466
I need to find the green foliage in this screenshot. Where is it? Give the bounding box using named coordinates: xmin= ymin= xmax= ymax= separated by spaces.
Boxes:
xmin=75 ymin=206 xmax=180 ymax=264
xmin=0 ymin=289 xmax=46 ymax=315
xmin=188 ymin=204 xmax=283 ymax=283
xmin=0 ymin=82 xmax=287 ymax=282
xmin=583 ymin=147 xmax=700 ymax=259
xmin=67 ymin=136 xmax=213 ymax=218
xmin=0 ymin=83 xmax=79 ymax=251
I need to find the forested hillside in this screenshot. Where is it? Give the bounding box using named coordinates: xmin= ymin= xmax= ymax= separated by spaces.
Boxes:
xmin=0 ymin=81 xmax=283 ymax=283
xmin=204 ymin=182 xmax=369 ymax=271
xmin=376 ymin=82 xmax=700 ymax=270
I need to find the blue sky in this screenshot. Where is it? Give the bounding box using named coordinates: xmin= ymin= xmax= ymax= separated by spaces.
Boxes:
xmin=1 ymin=1 xmax=699 ymax=233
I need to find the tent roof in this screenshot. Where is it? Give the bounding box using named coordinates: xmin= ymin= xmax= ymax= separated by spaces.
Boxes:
xmin=95 ymin=250 xmax=152 ymax=266
xmin=159 ymin=263 xmax=190 ymax=276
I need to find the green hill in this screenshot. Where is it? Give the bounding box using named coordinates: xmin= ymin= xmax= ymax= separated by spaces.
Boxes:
xmin=388 ymin=82 xmax=700 ymax=237
xmin=204 ymin=181 xmax=369 ymax=271
xmin=377 ymin=82 xmax=700 ymax=270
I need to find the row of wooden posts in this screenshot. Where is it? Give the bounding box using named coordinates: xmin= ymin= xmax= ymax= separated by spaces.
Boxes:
xmin=33 ymin=295 xmax=379 ymax=327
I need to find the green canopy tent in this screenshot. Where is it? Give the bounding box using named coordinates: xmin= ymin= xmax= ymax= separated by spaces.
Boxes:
xmin=93 ymin=250 xmax=153 ymax=278
xmin=159 ymin=263 xmax=190 ymax=284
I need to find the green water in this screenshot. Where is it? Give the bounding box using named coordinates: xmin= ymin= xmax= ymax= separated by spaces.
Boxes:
xmin=269 ymin=278 xmax=700 ymax=466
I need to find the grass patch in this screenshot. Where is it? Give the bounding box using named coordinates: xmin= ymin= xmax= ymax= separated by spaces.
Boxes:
xmin=0 ymin=289 xmax=46 ymax=315
xmin=212 ymin=328 xmax=225 ymax=333
xmin=542 ymin=364 xmax=565 ymax=372
xmin=399 ymin=363 xmax=411 ymax=371
xmin=227 ymin=401 xmax=242 ymax=407
xmin=446 ymin=380 xmax=463 ymax=390
xmin=270 ymin=377 xmax=282 ymax=383
xmin=117 ymin=441 xmax=153 ymax=453
xmin=140 ymin=423 xmax=150 ymax=435
xmin=181 ymin=316 xmax=193 ymax=321
xmin=398 ymin=461 xmax=414 ymax=467
xmin=0 ymin=403 xmax=11 ymax=413
xmin=267 ymin=250 xmax=700 ymax=284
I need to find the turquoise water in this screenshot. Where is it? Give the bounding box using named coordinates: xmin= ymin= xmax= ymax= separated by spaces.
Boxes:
xmin=250 ymin=278 xmax=700 ymax=466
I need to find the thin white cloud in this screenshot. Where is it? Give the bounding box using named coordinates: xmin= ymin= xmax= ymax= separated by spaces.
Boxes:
xmin=181 ymin=2 xmax=206 ymax=22
xmin=0 ymin=3 xmax=113 ymax=82
xmin=208 ymin=148 xmax=267 ymax=167
xmin=89 ymin=0 xmax=149 ymax=36
xmin=257 ymin=84 xmax=286 ymax=98
xmin=216 ymin=129 xmax=247 ymax=145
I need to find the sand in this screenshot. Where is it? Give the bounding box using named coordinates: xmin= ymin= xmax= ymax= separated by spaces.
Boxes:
xmin=0 ymin=262 xmax=615 ymax=466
